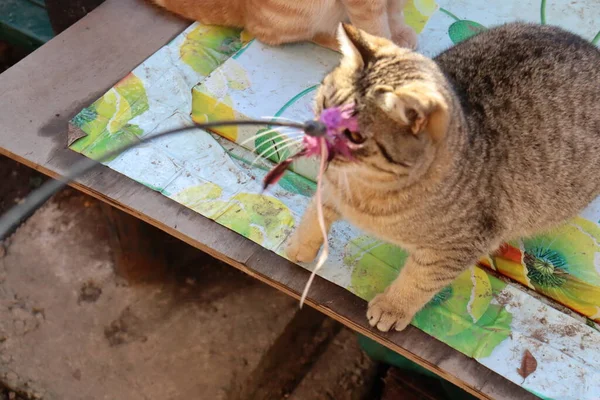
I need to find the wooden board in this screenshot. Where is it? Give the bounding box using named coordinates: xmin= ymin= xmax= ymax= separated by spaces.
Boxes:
xmin=0 ymin=1 xmax=537 ymax=398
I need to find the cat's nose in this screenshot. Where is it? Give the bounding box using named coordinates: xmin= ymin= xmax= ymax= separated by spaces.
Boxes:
xmin=303 ymin=120 xmax=327 ymax=137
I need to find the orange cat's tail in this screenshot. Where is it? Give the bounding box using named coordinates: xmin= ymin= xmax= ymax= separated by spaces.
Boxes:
xmin=153 ymin=0 xmax=245 ymax=27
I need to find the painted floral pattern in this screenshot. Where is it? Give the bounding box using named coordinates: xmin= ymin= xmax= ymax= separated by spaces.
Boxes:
xmin=191 ymin=87 xmax=240 ymax=141
xmin=180 ymin=25 xmax=247 ymax=75
xmin=440 ymin=0 xmax=600 ymax=46
xmin=405 ymin=0 xmax=439 ymax=33
xmin=481 ymin=217 xmax=600 ymax=321
xmin=172 ymin=183 xmax=295 ymax=249
xmin=71 ymin=73 xmax=149 ymax=161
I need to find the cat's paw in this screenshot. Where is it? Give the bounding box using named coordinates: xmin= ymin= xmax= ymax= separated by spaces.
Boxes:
xmin=391 ymin=26 xmax=418 ymax=50
xmin=286 ymin=235 xmax=322 ymax=263
xmin=367 ymin=293 xmax=412 ymax=332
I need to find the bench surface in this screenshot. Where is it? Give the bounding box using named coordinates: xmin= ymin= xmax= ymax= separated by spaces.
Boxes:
xmin=0 ymin=0 xmax=537 ymax=398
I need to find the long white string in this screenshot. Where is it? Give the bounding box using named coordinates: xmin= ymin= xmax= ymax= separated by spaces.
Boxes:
xmin=238 ymin=126 xmax=301 ymax=147
xmin=251 ymin=136 xmax=302 ymax=166
xmin=299 ymin=138 xmax=329 ymax=308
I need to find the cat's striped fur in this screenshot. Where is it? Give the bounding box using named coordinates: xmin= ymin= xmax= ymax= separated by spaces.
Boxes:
xmin=287 ymin=23 xmax=600 ymax=331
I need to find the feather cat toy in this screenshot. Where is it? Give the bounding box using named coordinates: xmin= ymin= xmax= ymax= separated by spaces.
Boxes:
xmin=262 ymin=104 xmax=359 ymax=306
xmin=0 ymin=109 xmax=357 ymax=309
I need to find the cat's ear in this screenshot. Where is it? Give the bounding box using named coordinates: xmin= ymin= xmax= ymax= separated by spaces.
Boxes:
xmin=337 ymin=23 xmax=375 ymax=69
xmin=371 ymin=83 xmax=449 ymax=141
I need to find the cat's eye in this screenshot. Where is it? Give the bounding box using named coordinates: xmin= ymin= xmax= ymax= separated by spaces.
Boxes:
xmin=344 ymin=129 xmax=366 ymax=144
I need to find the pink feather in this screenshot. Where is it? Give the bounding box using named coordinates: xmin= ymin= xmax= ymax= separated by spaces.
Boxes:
xmin=262 ymin=104 xmax=358 ymax=191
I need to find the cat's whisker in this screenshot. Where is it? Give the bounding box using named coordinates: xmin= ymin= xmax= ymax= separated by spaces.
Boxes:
xmin=252 ymin=143 xmax=302 ymax=167
xmin=261 ymin=115 xmax=302 ymax=124
xmin=258 ymin=143 xmax=303 ymax=164
xmin=343 ymin=170 xmax=351 ymax=200
xmin=251 ymin=138 xmax=302 ymax=166
xmin=239 ymin=127 xmax=286 ymax=146
xmin=255 ymin=136 xmax=302 ymax=159
xmin=242 ymin=130 xmax=302 ymax=148
xmin=238 ymin=126 xmax=302 ymax=147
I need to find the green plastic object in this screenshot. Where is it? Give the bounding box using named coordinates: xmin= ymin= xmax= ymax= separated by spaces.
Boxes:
xmin=357 ymin=334 xmax=478 ymax=400
xmin=448 ymin=20 xmax=487 ymax=45
xmin=0 ymin=0 xmax=54 ymax=51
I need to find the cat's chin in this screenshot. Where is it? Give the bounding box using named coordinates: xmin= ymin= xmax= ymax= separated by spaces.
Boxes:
xmin=360 ymin=162 xmax=409 ymax=178
xmin=328 ymin=159 xmax=354 ymax=171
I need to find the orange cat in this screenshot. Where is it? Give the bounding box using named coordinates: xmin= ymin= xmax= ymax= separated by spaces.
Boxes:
xmin=153 ymin=0 xmax=417 ymax=50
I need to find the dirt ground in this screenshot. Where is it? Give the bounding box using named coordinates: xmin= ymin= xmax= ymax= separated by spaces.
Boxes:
xmin=0 ymin=154 xmax=46 ymax=400
xmin=0 ymin=154 xmax=383 ymax=400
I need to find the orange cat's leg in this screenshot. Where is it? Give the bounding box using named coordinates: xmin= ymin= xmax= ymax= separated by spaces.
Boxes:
xmin=248 ymin=29 xmax=339 ymax=50
xmin=312 ymin=33 xmax=341 ymax=52
xmin=341 ymin=0 xmax=392 ymax=39
xmin=387 ymin=0 xmax=418 ymax=49
xmin=153 ymin=0 xmax=245 ymax=27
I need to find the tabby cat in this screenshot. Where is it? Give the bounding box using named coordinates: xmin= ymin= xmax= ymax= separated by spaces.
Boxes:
xmin=152 ymin=0 xmax=417 ymax=50
xmin=287 ymin=23 xmax=600 ymax=332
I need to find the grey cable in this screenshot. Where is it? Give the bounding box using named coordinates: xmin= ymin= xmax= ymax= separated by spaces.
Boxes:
xmin=0 ymin=119 xmax=308 ymax=240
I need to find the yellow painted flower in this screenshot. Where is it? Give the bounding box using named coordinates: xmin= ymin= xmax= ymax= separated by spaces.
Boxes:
xmin=217 ymin=193 xmax=294 ymax=249
xmin=191 ymin=87 xmax=239 ymax=142
xmin=189 ymin=56 xmax=251 ymax=144
xmin=71 ymin=73 xmax=149 ymax=156
xmin=113 ymin=73 xmax=150 ymax=122
xmin=180 ymin=25 xmax=244 ymax=76
xmin=171 ymin=182 xmax=227 ymax=219
xmin=81 ymin=124 xmax=142 ymax=162
xmin=107 ymin=92 xmax=132 ymax=134
xmin=490 ymin=217 xmax=600 ymax=321
xmin=202 ymin=60 xmax=251 ymax=94
xmin=403 ymin=0 xmax=438 ymax=34
xmin=95 ymin=89 xmax=118 ymax=121
xmin=223 ymin=61 xmax=252 ymax=91
xmin=171 ymin=184 xmax=294 ymax=249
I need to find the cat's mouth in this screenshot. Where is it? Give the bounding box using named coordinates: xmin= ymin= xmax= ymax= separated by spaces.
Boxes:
xmin=263 ymin=104 xmax=360 ymax=190
xmin=342 ymin=128 xmax=366 ymax=145
xmin=328 ymin=140 xmax=365 ymax=165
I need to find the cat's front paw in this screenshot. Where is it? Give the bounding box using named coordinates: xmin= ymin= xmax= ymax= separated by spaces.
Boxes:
xmin=367 ymin=293 xmax=412 ymax=332
xmin=391 ymin=26 xmax=418 ymax=50
xmin=286 ymin=234 xmax=322 ymax=263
